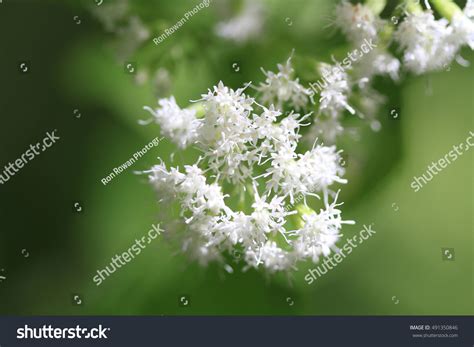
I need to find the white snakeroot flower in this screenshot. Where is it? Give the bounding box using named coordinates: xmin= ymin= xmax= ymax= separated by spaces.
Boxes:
xmin=393 ymin=11 xmax=473 ymax=74
xmin=299 ymin=145 xmax=347 ymax=189
xmin=251 ymin=105 xmax=282 ymax=141
xmin=332 ymin=1 xmax=398 ymax=135
xmin=394 ymin=12 xmax=452 ymax=74
xmin=245 ymin=241 xmax=293 ymax=272
xmin=333 ymin=2 xmax=395 ymax=79
xmin=334 ymin=1 xmax=384 ymax=45
xmin=263 ymin=145 xmax=304 ymax=203
xmin=148 ymin=161 xmax=185 ymax=201
xmin=215 ymin=0 xmax=264 ymax=43
xmin=264 ymin=142 xmax=346 ymax=204
xmin=265 ymin=110 xmax=311 ymax=154
xmin=251 ymin=186 xmax=294 ymax=238
xmin=306 ymin=117 xmax=344 ymax=145
xmin=141 ymin=1 xmax=474 ymax=272
xmin=216 ymin=212 xmax=256 ymax=246
xmin=147 ymin=163 xmax=229 ymax=220
xmin=144 ymin=75 xmax=353 ymax=272
xmin=257 ymin=57 xmax=313 ymax=111
xmin=292 ymin=191 xmax=355 ymax=263
xmin=450 ymin=5 xmax=474 ymax=50
xmin=178 ymin=165 xmax=230 ymax=219
xmin=198 ymin=82 xmax=257 ymax=183
xmin=143 ymin=97 xmax=200 ymax=149
xmin=354 ymin=49 xmax=401 ymax=81
xmin=199 ymin=82 xmax=255 ymax=146
xmin=318 ymin=63 xmax=355 ymax=117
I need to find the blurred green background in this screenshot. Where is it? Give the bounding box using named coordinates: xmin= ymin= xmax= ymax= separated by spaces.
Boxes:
xmin=0 ymin=0 xmax=472 ymax=315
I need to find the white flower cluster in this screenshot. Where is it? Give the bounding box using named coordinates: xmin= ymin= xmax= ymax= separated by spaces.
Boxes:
xmin=334 ymin=1 xmax=401 ymax=81
xmin=335 ymin=0 xmax=473 ymax=76
xmin=256 ymin=57 xmax=353 ymax=145
xmin=137 ymin=0 xmax=474 ymax=273
xmin=317 ymin=62 xmax=355 ymax=118
xmin=257 ymin=57 xmax=313 ymax=111
xmin=334 ymin=1 xmax=384 ymax=45
xmin=215 ymin=0 xmax=265 ymax=43
xmin=91 ymin=0 xmax=149 ymax=61
xmin=394 ymin=5 xmax=474 ymax=74
xmin=304 ymin=2 xmax=395 ymax=143
xmin=143 ymin=97 xmax=200 ymax=149
xmin=144 ymin=78 xmax=354 ymax=272
xmin=307 ymin=0 xmax=473 ymax=143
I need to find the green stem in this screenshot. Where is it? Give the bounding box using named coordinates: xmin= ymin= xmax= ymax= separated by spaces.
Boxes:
xmin=404 ymin=0 xmax=423 ymax=14
xmin=431 ymin=0 xmax=463 ymax=21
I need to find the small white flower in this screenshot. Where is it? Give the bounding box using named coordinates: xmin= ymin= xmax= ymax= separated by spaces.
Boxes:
xmin=394 ymin=12 xmax=455 ymax=74
xmin=264 ymin=142 xmax=346 ymax=203
xmin=251 ymin=186 xmax=294 ymax=237
xmin=299 ymin=145 xmax=347 ymax=190
xmin=263 ymin=144 xmax=303 ymax=203
xmin=317 ymin=63 xmax=355 ymax=117
xmin=450 ymin=10 xmax=474 ymax=50
xmin=354 ymin=49 xmax=401 ymax=81
xmin=251 ymin=105 xmax=282 ymax=141
xmin=305 ymin=117 xmax=344 ymax=145
xmin=245 ymin=241 xmax=293 ymax=272
xmin=216 ymin=212 xmax=255 ymax=246
xmin=215 ymin=0 xmax=264 ymax=43
xmin=198 ymin=81 xmax=257 ymax=183
xmin=334 ymin=1 xmax=384 ymax=45
xmin=147 ymin=161 xmax=185 ymax=201
xmin=292 ymin=191 xmax=355 ymax=263
xmin=199 ymin=82 xmax=255 ymax=146
xmin=257 ymin=57 xmax=313 ymax=111
xmin=143 ymin=97 xmax=200 ymax=149
xmin=147 ymin=163 xmax=230 ymax=221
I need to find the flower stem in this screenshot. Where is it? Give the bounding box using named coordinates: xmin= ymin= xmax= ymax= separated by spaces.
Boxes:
xmin=431 ymin=0 xmax=463 ymax=20
xmin=402 ymin=0 xmax=423 ymax=13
